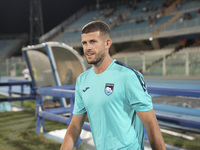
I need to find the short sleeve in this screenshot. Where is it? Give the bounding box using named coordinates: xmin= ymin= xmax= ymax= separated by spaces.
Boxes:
xmin=73 ymin=76 xmax=87 ymax=115
xmin=125 ymin=71 xmax=153 ymax=112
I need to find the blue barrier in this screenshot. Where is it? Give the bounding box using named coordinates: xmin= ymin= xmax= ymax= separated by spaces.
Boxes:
xmin=155 ymin=110 xmax=200 ymax=130
xmin=153 ymin=103 xmax=200 ymax=117
xmin=35 ymin=85 xmax=200 ymax=137
xmin=2 ymin=80 xmax=199 ymax=144
xmin=148 ymin=86 xmax=200 ymax=97
xmin=36 ymin=85 xmax=91 ymax=135
xmin=0 ymin=80 xmax=36 ymax=104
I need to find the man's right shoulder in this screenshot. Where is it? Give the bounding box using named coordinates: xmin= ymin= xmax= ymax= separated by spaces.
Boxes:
xmin=77 ymin=67 xmax=92 ymax=81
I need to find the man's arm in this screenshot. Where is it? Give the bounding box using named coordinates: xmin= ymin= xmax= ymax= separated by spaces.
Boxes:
xmin=60 ymin=113 xmax=87 ymax=150
xmin=136 ymin=109 xmax=166 ymax=150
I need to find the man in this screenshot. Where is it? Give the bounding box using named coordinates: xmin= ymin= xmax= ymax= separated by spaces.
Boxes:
xmin=22 ymin=66 xmax=30 ymax=80
xmin=60 ymin=21 xmax=166 ymax=150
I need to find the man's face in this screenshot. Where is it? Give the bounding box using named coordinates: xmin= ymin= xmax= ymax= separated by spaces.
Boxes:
xmin=81 ymin=31 xmax=107 ymax=66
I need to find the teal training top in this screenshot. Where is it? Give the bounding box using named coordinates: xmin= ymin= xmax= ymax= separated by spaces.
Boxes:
xmin=73 ymin=60 xmax=153 ymax=150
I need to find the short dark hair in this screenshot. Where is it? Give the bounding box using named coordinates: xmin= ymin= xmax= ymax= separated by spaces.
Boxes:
xmin=81 ymin=21 xmax=110 ymax=37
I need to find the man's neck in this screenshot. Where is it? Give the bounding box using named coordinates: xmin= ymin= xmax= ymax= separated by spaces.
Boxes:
xmin=94 ymin=56 xmax=113 ymax=74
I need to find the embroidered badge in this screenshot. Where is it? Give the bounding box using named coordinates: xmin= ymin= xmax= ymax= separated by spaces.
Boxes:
xmin=105 ymin=83 xmax=114 ymax=96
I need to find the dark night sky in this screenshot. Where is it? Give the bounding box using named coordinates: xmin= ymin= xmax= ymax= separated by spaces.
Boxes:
xmin=0 ymin=0 xmax=96 ymax=35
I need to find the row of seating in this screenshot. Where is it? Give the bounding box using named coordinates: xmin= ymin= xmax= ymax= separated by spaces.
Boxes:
xmin=54 ymin=0 xmax=200 ymax=46
xmin=0 ymin=39 xmax=22 ymax=58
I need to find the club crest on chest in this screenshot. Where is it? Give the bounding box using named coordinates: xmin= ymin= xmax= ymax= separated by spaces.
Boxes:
xmin=105 ymin=83 xmax=114 ymax=96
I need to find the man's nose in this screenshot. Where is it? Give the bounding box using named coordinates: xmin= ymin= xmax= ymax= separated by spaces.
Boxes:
xmin=85 ymin=43 xmax=92 ymax=50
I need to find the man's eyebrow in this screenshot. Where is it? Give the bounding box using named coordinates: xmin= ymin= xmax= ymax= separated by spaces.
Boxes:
xmin=90 ymin=39 xmax=97 ymax=42
xmin=82 ymin=38 xmax=96 ymax=42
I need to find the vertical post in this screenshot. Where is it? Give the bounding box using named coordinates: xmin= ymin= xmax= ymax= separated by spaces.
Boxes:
xmin=35 ymin=96 xmax=45 ymax=134
xmin=29 ymin=0 xmax=44 ymax=44
xmin=96 ymin=0 xmax=100 ymax=10
xmin=13 ymin=63 xmax=16 ymax=77
xmin=124 ymin=56 xmax=127 ymax=65
xmin=142 ymin=55 xmax=146 ymax=72
xmin=21 ymin=85 xmax=24 ymax=106
xmin=162 ymin=54 xmax=166 ymax=76
xmin=6 ymin=58 xmax=9 ymax=76
xmin=9 ymin=85 xmax=12 ymax=98
xmin=185 ymin=50 xmax=189 ymax=76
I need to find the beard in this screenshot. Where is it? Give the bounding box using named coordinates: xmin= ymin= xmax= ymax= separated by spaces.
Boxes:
xmin=86 ymin=50 xmax=105 ymax=66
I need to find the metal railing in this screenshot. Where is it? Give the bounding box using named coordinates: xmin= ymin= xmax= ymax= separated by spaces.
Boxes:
xmin=0 ymin=57 xmax=26 ymax=77
xmin=113 ymin=47 xmax=200 ymax=76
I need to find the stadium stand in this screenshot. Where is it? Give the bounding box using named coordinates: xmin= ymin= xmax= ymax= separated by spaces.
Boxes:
xmin=0 ymin=39 xmax=23 ymax=58
xmin=50 ymin=0 xmax=200 ymax=48
xmin=1 ymin=0 xmax=200 ymax=77
xmin=33 ymin=0 xmax=200 ymax=77
xmin=0 ymin=33 xmax=28 ymax=59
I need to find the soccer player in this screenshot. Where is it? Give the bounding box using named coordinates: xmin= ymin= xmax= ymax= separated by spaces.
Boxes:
xmin=60 ymin=21 xmax=166 ymax=150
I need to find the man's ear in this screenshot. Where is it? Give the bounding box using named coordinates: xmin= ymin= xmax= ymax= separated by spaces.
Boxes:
xmin=106 ymin=38 xmax=112 ymax=49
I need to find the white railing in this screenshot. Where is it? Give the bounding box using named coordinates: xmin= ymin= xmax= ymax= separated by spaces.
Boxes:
xmin=1 ymin=47 xmax=200 ymax=78
xmin=113 ymin=47 xmax=200 ymax=76
xmin=0 ymin=57 xmax=26 ymax=77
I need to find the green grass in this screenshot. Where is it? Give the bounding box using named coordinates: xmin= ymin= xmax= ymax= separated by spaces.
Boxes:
xmin=14 ymin=100 xmax=36 ymax=110
xmin=0 ymin=94 xmax=7 ymax=98
xmin=0 ymin=99 xmax=200 ymax=150
xmin=0 ymin=107 xmax=69 ymax=150
xmin=162 ymin=129 xmax=200 ymax=150
xmin=0 ymin=100 xmax=86 ymax=150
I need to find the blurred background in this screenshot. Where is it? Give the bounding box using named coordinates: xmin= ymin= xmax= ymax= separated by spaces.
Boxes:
xmin=0 ymin=0 xmax=200 ymax=78
xmin=0 ymin=1 xmax=200 ymax=150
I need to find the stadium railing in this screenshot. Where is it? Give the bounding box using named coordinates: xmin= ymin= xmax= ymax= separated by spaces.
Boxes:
xmin=112 ymin=47 xmax=200 ymax=76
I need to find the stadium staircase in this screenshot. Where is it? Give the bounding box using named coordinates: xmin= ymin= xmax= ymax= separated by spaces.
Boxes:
xmin=40 ymin=0 xmax=200 ymax=51
xmin=151 ymin=12 xmax=182 ymax=36
xmin=152 ymin=0 xmax=183 ymax=36
xmin=163 ymin=0 xmax=183 ymax=15
xmin=97 ymin=8 xmax=114 ymax=21
xmin=146 ymin=0 xmax=186 ymax=71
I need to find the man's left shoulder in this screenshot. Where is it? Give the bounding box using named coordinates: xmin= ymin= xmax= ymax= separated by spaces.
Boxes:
xmin=114 ymin=60 xmax=143 ymax=77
